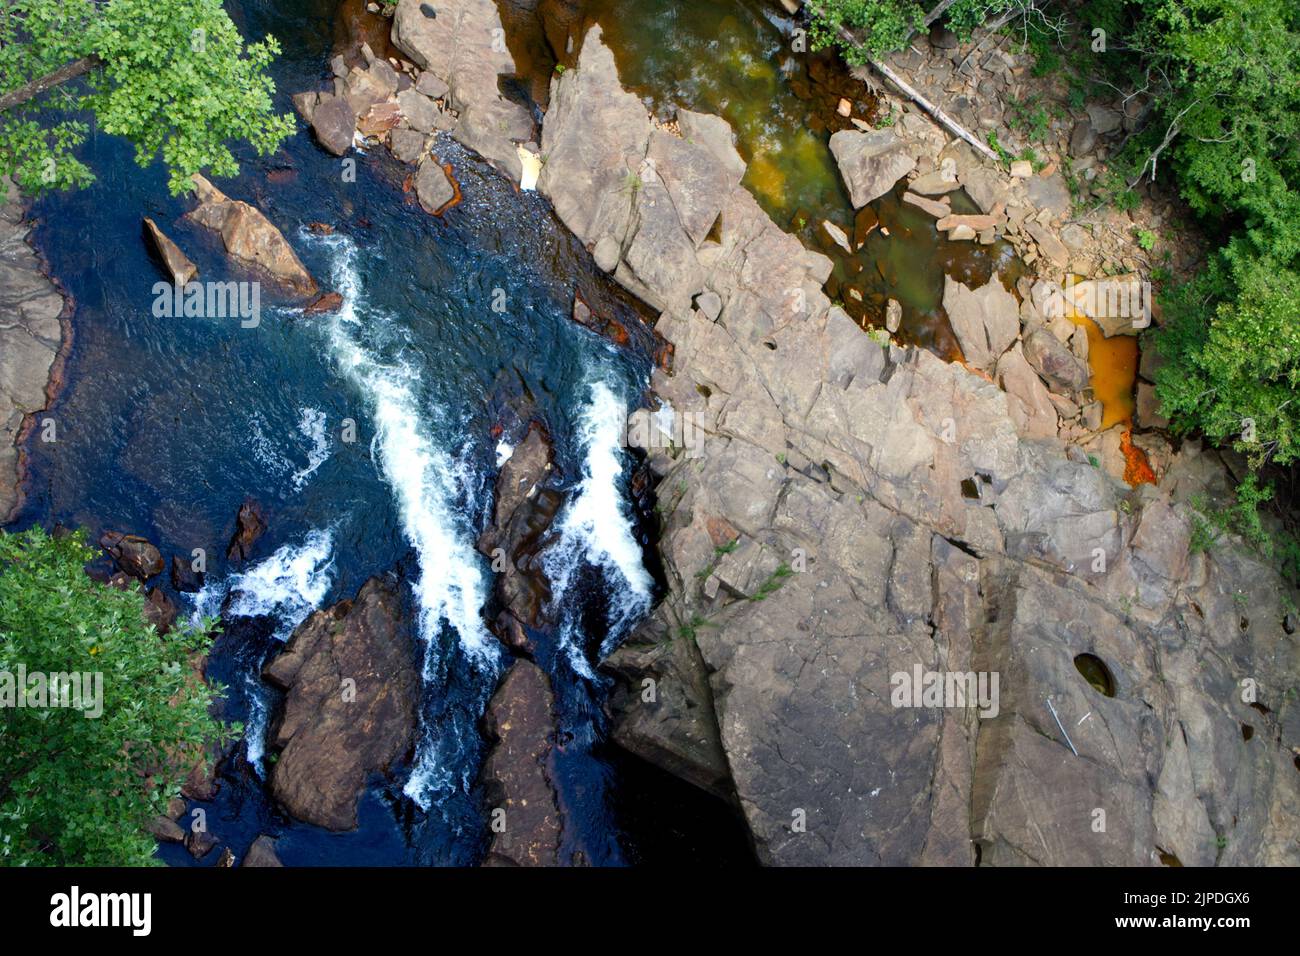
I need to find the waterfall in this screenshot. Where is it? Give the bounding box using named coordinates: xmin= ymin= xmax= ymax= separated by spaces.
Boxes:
xmin=188 ymin=528 xmax=336 ymax=772
xmin=307 ymin=232 xmax=499 ymax=809
xmin=543 ymin=377 xmax=654 ymax=679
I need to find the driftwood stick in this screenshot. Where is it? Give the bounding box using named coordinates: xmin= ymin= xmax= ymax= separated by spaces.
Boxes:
xmin=858 ymin=52 xmax=1001 ymax=164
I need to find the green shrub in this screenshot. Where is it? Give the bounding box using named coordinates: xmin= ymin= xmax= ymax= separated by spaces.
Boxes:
xmin=0 ymin=527 xmax=230 ymax=865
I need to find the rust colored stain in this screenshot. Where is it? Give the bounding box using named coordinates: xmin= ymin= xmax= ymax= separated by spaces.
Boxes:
xmin=1121 ymin=428 xmax=1156 ymax=486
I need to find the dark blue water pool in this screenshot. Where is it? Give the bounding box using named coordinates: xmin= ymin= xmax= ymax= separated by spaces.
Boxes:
xmin=11 ymin=0 xmax=751 ymax=866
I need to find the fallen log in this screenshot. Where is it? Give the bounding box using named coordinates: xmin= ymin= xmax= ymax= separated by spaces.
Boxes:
xmin=836 ymin=22 xmax=1002 ymax=165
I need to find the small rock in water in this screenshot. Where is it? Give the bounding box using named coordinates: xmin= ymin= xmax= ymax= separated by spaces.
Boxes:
xmin=821 ymin=219 xmax=852 ymax=254
xmin=885 ymin=298 xmax=902 ymax=333
xmin=415 ymin=156 xmax=457 ymax=214
xmin=837 ymin=97 xmax=852 ymax=118
xmin=367 ymin=2 xmax=380 ymax=12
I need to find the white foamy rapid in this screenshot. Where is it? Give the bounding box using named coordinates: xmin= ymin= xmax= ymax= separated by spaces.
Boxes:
xmin=544 ymin=379 xmax=654 ymax=676
xmin=307 ymin=232 xmax=497 ymax=808
xmin=248 ymin=406 xmax=332 ymax=492
xmin=290 ymin=407 xmax=332 ymax=490
xmin=189 ymin=529 xmax=336 ymax=772
xmin=223 ymin=529 xmax=336 ymax=636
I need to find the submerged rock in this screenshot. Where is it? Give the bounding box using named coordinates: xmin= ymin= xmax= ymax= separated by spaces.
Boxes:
xmin=263 ymin=576 xmax=418 ymax=831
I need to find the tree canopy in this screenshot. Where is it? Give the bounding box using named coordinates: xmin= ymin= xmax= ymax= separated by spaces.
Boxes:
xmin=0 ymin=528 xmax=230 ymax=865
xmin=1 ymin=0 xmax=293 ymax=195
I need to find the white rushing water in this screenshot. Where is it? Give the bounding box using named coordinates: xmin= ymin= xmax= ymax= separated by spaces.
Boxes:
xmin=248 ymin=406 xmax=333 ymax=491
xmin=544 ymin=378 xmax=654 ymax=677
xmin=189 ymin=528 xmax=336 ymax=772
xmin=308 ymin=232 xmax=498 ymax=808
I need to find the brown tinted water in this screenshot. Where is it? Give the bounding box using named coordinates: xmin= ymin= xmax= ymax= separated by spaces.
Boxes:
xmin=498 ymin=0 xmax=868 ymax=225
xmin=496 ymin=0 xmax=1039 ymax=357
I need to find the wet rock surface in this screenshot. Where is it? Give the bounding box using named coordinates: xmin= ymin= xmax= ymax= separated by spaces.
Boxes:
xmin=263 ymin=575 xmax=419 ymax=831
xmin=480 ymin=658 xmax=562 ymax=866
xmin=0 ymin=178 xmax=66 ymax=522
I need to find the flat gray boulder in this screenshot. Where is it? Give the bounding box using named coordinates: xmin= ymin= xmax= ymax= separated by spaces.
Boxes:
xmin=829 ymin=128 xmax=916 ymax=208
xmin=941 ymin=274 xmax=1019 ymax=372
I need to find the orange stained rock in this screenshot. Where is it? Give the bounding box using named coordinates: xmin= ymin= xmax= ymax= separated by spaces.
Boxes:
xmin=1121 ymin=428 xmax=1156 ymax=487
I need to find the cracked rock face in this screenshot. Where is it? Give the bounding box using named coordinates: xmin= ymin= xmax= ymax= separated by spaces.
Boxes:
xmin=525 ymin=29 xmax=1300 ymax=867
xmin=0 ymin=178 xmax=65 ymax=522
xmin=391 ymin=0 xmax=533 ymax=182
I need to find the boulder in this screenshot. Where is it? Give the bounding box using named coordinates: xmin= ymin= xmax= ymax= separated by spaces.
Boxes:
xmin=1024 ymin=326 xmax=1090 ymax=394
xmin=225 ymin=498 xmax=267 ymax=563
xmin=397 ymin=88 xmax=439 ymax=134
xmin=388 ymin=127 xmax=427 ymax=164
xmin=942 ymin=275 xmax=1019 ymax=372
xmin=1064 ymin=274 xmax=1147 ymax=337
xmin=263 ymin=576 xmax=418 ymax=831
xmin=480 ymin=660 xmax=562 ymax=866
xmin=902 ymin=192 xmax=949 ymax=218
xmin=143 ymin=587 xmax=178 ymax=636
xmin=241 ymin=835 xmax=284 ymax=867
xmin=147 ymin=815 xmax=185 ymax=844
xmin=1135 ymin=381 xmax=1168 ymax=429
xmin=142 ymin=218 xmax=197 ymax=285
xmin=100 ymin=531 xmax=164 ymax=581
xmin=997 ymin=344 xmax=1058 ymax=439
xmin=170 ymin=555 xmax=204 ymax=592
xmin=186 ymin=175 xmax=317 ymax=295
xmin=310 ymin=95 xmax=357 ymax=156
xmin=828 ymin=128 xmax=916 ymax=208
xmin=415 ymin=156 xmax=457 ymax=214
xmin=478 ymin=423 xmax=563 ymax=636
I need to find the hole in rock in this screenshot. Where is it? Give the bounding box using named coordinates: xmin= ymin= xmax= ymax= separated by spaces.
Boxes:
xmin=960 ymin=477 xmax=981 ymax=500
xmin=1157 ymin=847 xmax=1183 ymax=866
xmin=763 ymin=341 xmax=777 ymax=350
xmin=1242 ymin=724 xmax=1254 ymax=741
xmin=1074 ymin=653 xmax=1116 ymax=697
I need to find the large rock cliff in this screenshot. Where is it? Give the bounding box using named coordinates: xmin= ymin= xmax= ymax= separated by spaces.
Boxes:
xmin=536 ymin=27 xmax=1300 ymax=867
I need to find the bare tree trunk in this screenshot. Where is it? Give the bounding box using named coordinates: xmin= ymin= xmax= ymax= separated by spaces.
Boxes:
xmin=0 ymin=56 xmax=102 ymax=114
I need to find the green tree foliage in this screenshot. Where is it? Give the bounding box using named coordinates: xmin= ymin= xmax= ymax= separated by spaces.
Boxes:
xmin=1129 ymin=0 xmax=1300 ymax=467
xmin=805 ymin=0 xmax=1018 ymax=62
xmin=0 ymin=528 xmax=230 ymax=866
xmin=1 ymin=0 xmax=294 ymax=195
xmin=806 ymin=0 xmax=927 ymax=63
